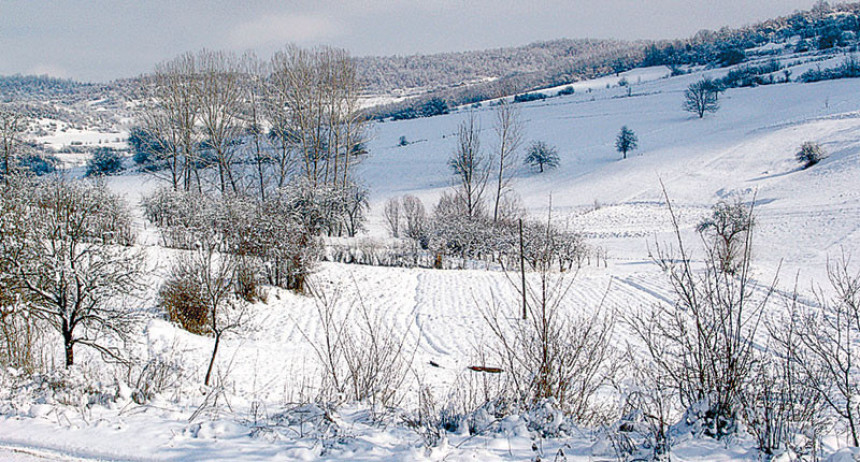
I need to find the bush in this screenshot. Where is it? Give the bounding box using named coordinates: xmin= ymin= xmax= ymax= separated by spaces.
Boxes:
xmin=799 ymin=57 xmax=860 ymax=83
xmin=158 ymin=263 xmax=210 ymax=335
xmin=513 ymin=92 xmax=547 ymax=103
xmin=128 ymin=127 xmax=168 ymax=168
xmin=85 ymin=148 xmax=124 ymax=177
xmin=556 ymin=86 xmax=575 ymax=96
xmin=717 ymin=47 xmax=746 ymax=67
xmin=17 ymin=154 xmax=57 ymax=176
xmin=718 ymin=60 xmax=783 ymax=89
xmin=796 ymin=141 xmax=826 ymax=168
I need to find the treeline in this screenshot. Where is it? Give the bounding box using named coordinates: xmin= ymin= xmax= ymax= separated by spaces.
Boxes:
xmin=642 ymin=1 xmax=860 ymax=68
xmin=0 ymin=74 xmax=93 ymax=102
xmin=134 ymin=47 xmax=368 ymax=203
xmin=372 ymin=2 xmax=860 ymax=121
xmin=366 ymin=39 xmax=643 ymax=120
xmin=357 ymin=38 xmax=640 ymax=93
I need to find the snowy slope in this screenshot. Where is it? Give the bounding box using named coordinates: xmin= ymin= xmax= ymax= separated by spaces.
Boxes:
xmin=3 ymin=55 xmax=860 ymax=460
xmin=360 ymin=59 xmax=860 ymax=279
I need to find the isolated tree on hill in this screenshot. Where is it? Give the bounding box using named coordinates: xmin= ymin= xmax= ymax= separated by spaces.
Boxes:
xmin=448 ymin=112 xmax=489 ymax=218
xmin=615 ymin=125 xmax=638 ymax=159
xmin=684 ymin=78 xmax=721 ymax=118
xmin=524 ymin=141 xmax=559 ymax=173
xmin=796 ymin=141 xmax=826 ymax=169
xmin=696 ymin=198 xmax=754 ymax=275
xmin=491 ymin=97 xmax=524 ymax=222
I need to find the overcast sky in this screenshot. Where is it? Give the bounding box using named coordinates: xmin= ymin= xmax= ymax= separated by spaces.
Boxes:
xmin=0 ymin=0 xmax=818 ymax=82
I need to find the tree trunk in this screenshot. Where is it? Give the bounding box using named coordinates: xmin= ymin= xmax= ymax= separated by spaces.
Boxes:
xmin=848 ymin=401 xmax=859 ymax=447
xmin=204 ymin=332 xmax=221 ymax=387
xmin=63 ymin=327 xmax=74 ymax=367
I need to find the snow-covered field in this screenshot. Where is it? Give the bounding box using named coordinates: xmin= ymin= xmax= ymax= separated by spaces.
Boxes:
xmin=3 ymin=53 xmax=860 ymax=460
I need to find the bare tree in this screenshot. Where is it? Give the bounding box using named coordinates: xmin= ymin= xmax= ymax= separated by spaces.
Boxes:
xmin=6 ymin=178 xmax=143 ymax=367
xmin=0 ymin=175 xmax=39 ymax=371
xmin=696 ymin=198 xmax=754 ymax=275
xmin=196 ymin=50 xmax=245 ymax=195
xmin=0 ymin=107 xmax=26 ymax=177
xmin=384 ymin=197 xmax=401 ymax=238
xmin=683 ymin=78 xmax=720 ymax=118
xmin=448 ymin=112 xmax=489 ymax=218
xmin=401 ymin=194 xmax=427 ymax=242
xmin=491 ymin=98 xmax=524 ymax=222
xmin=142 ymin=53 xmax=202 ymax=191
xmin=626 ymin=187 xmax=771 ymax=439
xmin=240 ymin=52 xmax=274 ymax=201
xmin=795 ymin=255 xmax=860 ymax=446
xmin=166 ymin=246 xmax=246 ymax=387
xmin=269 ymin=46 xmax=368 ymax=190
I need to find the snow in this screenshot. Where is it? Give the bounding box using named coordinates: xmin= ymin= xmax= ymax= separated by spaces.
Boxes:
xmin=4 ymin=50 xmax=860 ymax=460
xmin=360 ymin=62 xmax=860 ymax=280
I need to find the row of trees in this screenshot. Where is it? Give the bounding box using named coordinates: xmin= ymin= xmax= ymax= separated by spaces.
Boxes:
xmin=134 ymin=46 xmax=368 ymax=211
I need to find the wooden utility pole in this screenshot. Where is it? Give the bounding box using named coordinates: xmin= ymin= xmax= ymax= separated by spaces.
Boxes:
xmin=519 ymin=218 xmax=527 ymax=320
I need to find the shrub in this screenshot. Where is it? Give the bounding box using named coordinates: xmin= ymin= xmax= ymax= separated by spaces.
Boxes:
xmin=17 ymin=154 xmax=57 ymax=176
xmin=85 ymin=148 xmax=123 ymax=177
xmin=158 ymin=263 xmax=210 ymax=335
xmin=556 ymin=86 xmax=575 ymax=96
xmin=796 ymin=141 xmax=825 ymax=169
xmin=514 ymin=92 xmax=547 ymax=103
xmin=717 ymin=47 xmax=746 ymax=67
xmin=128 ymin=127 xmax=168 ymax=168
xmin=799 ymin=57 xmax=860 ymax=83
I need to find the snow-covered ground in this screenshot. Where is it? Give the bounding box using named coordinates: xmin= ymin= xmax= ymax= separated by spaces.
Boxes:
xmin=3 ymin=54 xmax=860 ymax=460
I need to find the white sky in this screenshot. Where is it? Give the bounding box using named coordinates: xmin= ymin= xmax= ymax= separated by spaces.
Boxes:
xmin=0 ymin=0 xmax=818 ymax=82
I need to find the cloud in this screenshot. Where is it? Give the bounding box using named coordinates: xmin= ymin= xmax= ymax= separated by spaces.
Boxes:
xmin=226 ymin=13 xmax=342 ymax=50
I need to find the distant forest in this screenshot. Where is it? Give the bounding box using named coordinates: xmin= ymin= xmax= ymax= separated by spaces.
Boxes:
xmin=365 ymin=1 xmax=860 ymax=119
xmin=1 ymin=1 xmax=859 ymax=123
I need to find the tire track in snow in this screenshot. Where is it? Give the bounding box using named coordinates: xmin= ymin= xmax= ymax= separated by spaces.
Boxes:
xmin=413 ymin=271 xmax=451 ymax=357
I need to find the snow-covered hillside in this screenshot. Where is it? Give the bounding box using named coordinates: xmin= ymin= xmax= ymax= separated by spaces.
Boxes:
xmin=361 ymin=58 xmax=860 ymax=280
xmin=3 ymin=52 xmax=860 ymax=461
